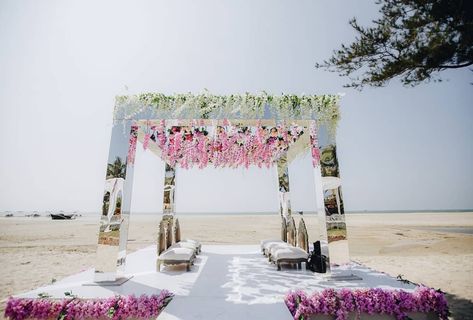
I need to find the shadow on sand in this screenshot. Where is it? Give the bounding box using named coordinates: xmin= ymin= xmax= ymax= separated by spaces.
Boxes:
xmin=444 ymin=293 xmax=473 ymax=320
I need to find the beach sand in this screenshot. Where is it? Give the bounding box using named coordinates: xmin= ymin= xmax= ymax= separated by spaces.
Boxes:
xmin=0 ymin=212 xmax=472 ymax=319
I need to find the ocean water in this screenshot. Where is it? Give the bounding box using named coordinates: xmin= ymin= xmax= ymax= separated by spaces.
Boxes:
xmin=422 ymin=227 xmax=473 ymax=235
xmin=2 ymin=210 xmax=472 ymax=218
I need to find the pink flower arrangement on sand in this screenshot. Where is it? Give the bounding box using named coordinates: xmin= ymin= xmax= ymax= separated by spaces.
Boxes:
xmin=285 ymin=287 xmax=449 ymax=320
xmin=144 ymin=121 xmax=309 ymax=169
xmin=4 ymin=291 xmax=173 ymax=320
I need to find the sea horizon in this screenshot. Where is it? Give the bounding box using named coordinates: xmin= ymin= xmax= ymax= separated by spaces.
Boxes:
xmin=2 ymin=209 xmax=472 ymax=216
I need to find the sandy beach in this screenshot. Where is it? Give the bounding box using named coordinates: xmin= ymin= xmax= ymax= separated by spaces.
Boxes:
xmin=0 ymin=212 xmax=472 ymax=319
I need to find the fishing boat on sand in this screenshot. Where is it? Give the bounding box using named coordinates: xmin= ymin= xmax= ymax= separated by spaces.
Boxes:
xmin=50 ymin=211 xmax=76 ymax=220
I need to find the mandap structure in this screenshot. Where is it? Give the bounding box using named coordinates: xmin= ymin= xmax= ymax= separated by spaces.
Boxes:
xmin=95 ymin=92 xmax=349 ymax=283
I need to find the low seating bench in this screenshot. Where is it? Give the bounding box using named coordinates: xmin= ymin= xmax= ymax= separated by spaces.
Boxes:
xmin=260 ymin=239 xmax=283 ymax=254
xmin=261 ymin=240 xmax=285 ymax=256
xmin=157 ymin=247 xmax=195 ymax=272
xmin=157 ymin=239 xmax=202 ymax=272
xmin=182 ymin=239 xmax=201 ymax=254
xmin=267 ymin=242 xmax=292 ymax=260
xmin=168 ymin=241 xmax=199 ymax=255
xmin=271 ymin=247 xmax=308 ymax=271
xmin=261 ymin=238 xmax=309 ymax=270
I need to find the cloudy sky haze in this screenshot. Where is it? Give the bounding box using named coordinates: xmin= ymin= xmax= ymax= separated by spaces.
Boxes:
xmin=0 ymin=0 xmax=472 ymax=213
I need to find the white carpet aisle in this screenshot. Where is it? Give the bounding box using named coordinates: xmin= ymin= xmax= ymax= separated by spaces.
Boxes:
xmin=17 ymin=245 xmax=416 ymax=320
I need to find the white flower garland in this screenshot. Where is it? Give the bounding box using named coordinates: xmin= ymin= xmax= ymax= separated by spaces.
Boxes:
xmin=114 ymin=91 xmax=341 ymax=133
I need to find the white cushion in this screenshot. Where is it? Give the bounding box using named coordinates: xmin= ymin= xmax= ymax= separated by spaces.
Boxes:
xmin=263 ymin=240 xmax=286 ymax=251
xmin=268 ymin=243 xmax=292 ymax=256
xmin=260 ymin=239 xmax=283 ymax=250
xmin=182 ymin=239 xmax=201 ymax=247
xmin=169 ymin=242 xmax=197 ymax=251
xmin=158 ymin=248 xmax=194 ymax=261
xmin=273 ymin=247 xmax=308 ymax=261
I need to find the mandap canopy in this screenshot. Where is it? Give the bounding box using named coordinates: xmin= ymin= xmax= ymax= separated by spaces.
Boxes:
xmin=95 ymin=92 xmax=349 ymax=282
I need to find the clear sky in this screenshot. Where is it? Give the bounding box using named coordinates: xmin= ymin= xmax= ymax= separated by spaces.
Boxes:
xmin=0 ymin=0 xmax=472 ymax=213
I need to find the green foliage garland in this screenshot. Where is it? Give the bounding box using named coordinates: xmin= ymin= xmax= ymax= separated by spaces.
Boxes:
xmin=114 ymin=91 xmax=341 ymax=132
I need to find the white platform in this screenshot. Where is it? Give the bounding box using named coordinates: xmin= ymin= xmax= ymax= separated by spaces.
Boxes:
xmin=17 ymin=245 xmax=417 ymax=320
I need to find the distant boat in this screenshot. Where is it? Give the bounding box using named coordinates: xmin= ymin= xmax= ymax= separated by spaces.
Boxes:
xmin=26 ymin=211 xmax=41 ymax=217
xmin=50 ymin=212 xmax=76 ymax=220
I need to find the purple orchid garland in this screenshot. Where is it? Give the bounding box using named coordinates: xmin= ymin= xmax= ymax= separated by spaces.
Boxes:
xmin=309 ymin=122 xmax=321 ymax=167
xmin=144 ymin=121 xmax=306 ymax=169
xmin=285 ymin=287 xmax=449 ymax=320
xmin=4 ymin=291 xmax=173 ymax=320
xmin=126 ymin=125 xmax=139 ymax=166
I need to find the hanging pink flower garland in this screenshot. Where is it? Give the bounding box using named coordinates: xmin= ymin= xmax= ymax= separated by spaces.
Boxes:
xmin=142 ymin=121 xmax=154 ymax=151
xmin=127 ymin=125 xmax=138 ymax=165
xmin=144 ymin=121 xmax=305 ymax=169
xmin=309 ymin=122 xmax=321 ymax=167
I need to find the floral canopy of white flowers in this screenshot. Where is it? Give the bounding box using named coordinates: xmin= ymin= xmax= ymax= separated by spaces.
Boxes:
xmin=117 ymin=92 xmax=340 ymax=169
xmin=114 ymin=92 xmax=341 ymax=169
xmin=114 ymin=91 xmax=341 ymax=131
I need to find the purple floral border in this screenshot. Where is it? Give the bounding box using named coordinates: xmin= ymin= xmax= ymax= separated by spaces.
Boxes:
xmin=4 ymin=290 xmax=173 ymax=320
xmin=285 ymin=287 xmax=449 ymax=320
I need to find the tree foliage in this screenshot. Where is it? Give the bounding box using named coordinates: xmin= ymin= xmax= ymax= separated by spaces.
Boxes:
xmin=107 ymin=156 xmax=126 ymax=179
xmin=316 ymin=0 xmax=473 ymax=89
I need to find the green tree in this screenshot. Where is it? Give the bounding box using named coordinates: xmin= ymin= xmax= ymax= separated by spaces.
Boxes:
xmin=107 ymin=156 xmax=126 ymax=179
xmin=316 ymin=0 xmax=473 ymax=89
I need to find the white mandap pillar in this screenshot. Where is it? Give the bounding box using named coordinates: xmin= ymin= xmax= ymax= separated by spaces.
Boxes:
xmin=276 ymin=153 xmax=298 ymax=245
xmin=310 ymin=121 xmax=351 ymax=275
xmin=162 ymin=163 xmax=177 ymax=216
xmin=159 ymin=162 xmax=176 ymax=256
xmin=276 ymin=154 xmax=292 ymax=220
xmin=94 ymin=122 xmax=137 ymax=283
